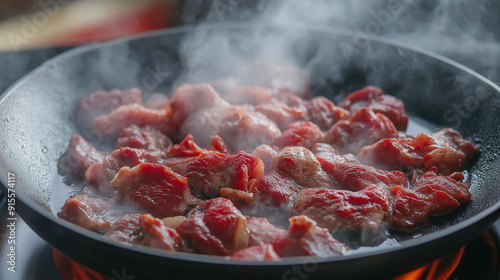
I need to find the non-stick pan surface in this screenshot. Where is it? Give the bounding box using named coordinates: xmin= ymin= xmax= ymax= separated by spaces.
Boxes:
xmin=1 ymin=24 xmax=500 ymax=279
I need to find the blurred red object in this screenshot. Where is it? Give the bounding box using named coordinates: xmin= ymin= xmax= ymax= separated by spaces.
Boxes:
xmin=54 ymin=0 xmax=177 ymax=46
xmin=0 ymin=0 xmax=178 ymax=51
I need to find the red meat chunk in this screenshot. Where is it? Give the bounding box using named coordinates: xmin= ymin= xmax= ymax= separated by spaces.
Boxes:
xmin=111 ymin=163 xmax=200 ymax=218
xmin=249 ymin=170 xmax=301 ymax=208
xmin=423 ymin=128 xmax=480 ymax=175
xmin=324 ymin=108 xmax=399 ymax=154
xmin=166 ymin=134 xmax=205 ymax=157
xmin=85 ymin=147 xmax=159 ymax=196
xmin=58 ymin=135 xmax=104 ymax=179
xmin=77 ymin=88 xmax=142 ymax=129
xmin=104 ymin=214 xmax=141 ymax=243
xmin=231 ymin=244 xmax=281 ymax=261
xmin=292 ymin=186 xmax=390 ymax=232
xmin=271 ymin=216 xmax=348 ymax=257
xmin=163 ymin=134 xmax=237 ymax=177
xmin=225 ymin=86 xmax=272 ymax=105
xmin=311 ymin=143 xmax=357 ymax=164
xmin=358 ymin=133 xmax=434 ymax=172
xmin=93 ymin=104 xmax=173 ymax=139
xmin=306 ymin=96 xmax=350 ymax=131
xmin=207 ymin=135 xmax=231 ymax=154
xmin=168 ymin=83 xmax=228 ymax=128
xmin=116 ymin=125 xmax=172 ymax=153
xmin=220 ymin=188 xmax=254 ymax=209
xmin=271 ymin=146 xmax=334 ymax=189
xmin=104 ymin=214 xmax=182 ymax=251
xmin=358 ymin=128 xmax=480 ymax=175
xmin=239 ymin=61 xmax=311 ymax=98
xmin=163 ymin=134 xmax=206 ymax=175
xmin=251 ymin=144 xmax=279 ymax=173
xmin=177 ymin=197 xmax=249 ymax=255
xmin=180 ymin=104 xmax=229 ymax=147
xmin=271 ymin=121 xmax=323 ymax=149
xmin=320 ymin=159 xmax=406 ymax=192
xmin=57 ymin=194 xmax=115 ymax=233
xmin=255 ymin=98 xmax=307 ymax=130
xmin=246 ymin=217 xmax=285 ymax=246
xmin=389 ymin=168 xmax=471 ymax=229
xmin=139 ymin=214 xmax=182 ymax=251
xmin=217 ymin=106 xmax=281 ymax=153
xmin=275 ymin=90 xmax=307 ymax=107
xmin=339 ymin=86 xmax=408 ymax=130
xmin=185 ymin=151 xmax=264 ymax=198
xmin=104 ymin=147 xmax=159 ymax=171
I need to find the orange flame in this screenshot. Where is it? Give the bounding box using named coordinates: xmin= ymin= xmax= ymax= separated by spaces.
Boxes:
xmin=393 ymin=247 xmax=465 ymax=280
xmin=52 ymin=246 xmax=466 ymax=280
xmin=52 ymin=249 xmax=110 ymax=280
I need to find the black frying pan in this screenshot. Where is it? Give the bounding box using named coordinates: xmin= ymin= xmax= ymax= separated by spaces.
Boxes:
xmin=1 ymin=23 xmax=500 ymax=279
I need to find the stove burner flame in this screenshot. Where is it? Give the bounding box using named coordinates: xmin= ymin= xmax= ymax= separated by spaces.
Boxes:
xmin=393 ymin=247 xmax=465 ymax=280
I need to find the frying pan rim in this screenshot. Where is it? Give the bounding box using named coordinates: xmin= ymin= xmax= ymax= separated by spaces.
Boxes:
xmin=1 ymin=22 xmax=500 ymax=267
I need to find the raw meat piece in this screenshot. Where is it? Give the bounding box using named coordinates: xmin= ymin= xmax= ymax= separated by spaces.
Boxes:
xmin=165 ymin=134 xmax=205 ymax=157
xmin=319 ymin=159 xmax=406 ymax=191
xmin=255 ymin=98 xmax=307 ymax=130
xmin=58 ymin=135 xmax=104 ymax=179
xmin=423 ymin=128 xmax=480 ymax=175
xmin=85 ymin=147 xmax=159 ymax=196
xmin=186 ymin=151 xmax=264 ymax=198
xmin=274 ymin=91 xmax=307 ymax=108
xmin=57 ymin=194 xmax=115 ymax=233
xmin=271 ymin=216 xmax=347 ymax=257
xmin=246 ymin=217 xmax=285 ymax=246
xmin=77 ymin=88 xmax=141 ymax=129
xmin=207 ymin=135 xmax=231 ymax=154
xmin=177 ymin=198 xmax=249 ymax=255
xmin=231 ymin=244 xmax=281 ymax=261
xmin=180 ymin=104 xmax=230 ymax=147
xmin=251 ymin=144 xmax=279 ymax=173
xmin=389 ymin=168 xmax=471 ymax=229
xmin=162 ymin=134 xmax=206 ymax=175
xmin=111 ymin=163 xmax=200 ymax=218
xmin=271 ymin=146 xmax=334 ymax=189
xmin=93 ymin=104 xmax=173 ymax=139
xmin=168 ymin=83 xmax=228 ymax=128
xmin=292 ymin=186 xmax=390 ymax=232
xmin=116 ymin=125 xmax=172 ymax=153
xmin=104 ymin=214 xmax=141 ymax=243
xmin=311 ymin=143 xmax=357 ymax=164
xmin=104 ymin=214 xmax=182 ymax=251
xmin=272 ymin=121 xmax=323 ymax=149
xmin=358 ymin=133 xmax=434 ymax=172
xmin=306 ymin=96 xmax=350 ymax=131
xmin=324 ymin=108 xmax=398 ymax=154
xmin=139 ymin=214 xmax=182 ymax=251
xmin=358 ymin=128 xmax=480 ymax=175
xmin=339 ymin=86 xmax=408 ymax=130
xmin=220 ymin=188 xmax=254 ymax=209
xmin=218 ymin=106 xmax=281 ymax=153
xmin=104 ymin=147 xmax=159 ymax=171
xmin=225 ymin=86 xmax=272 ymax=105
xmin=249 ymin=170 xmax=301 ymax=208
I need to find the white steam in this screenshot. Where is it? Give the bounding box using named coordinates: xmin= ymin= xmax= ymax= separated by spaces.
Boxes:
xmin=180 ymin=0 xmax=500 ymax=84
